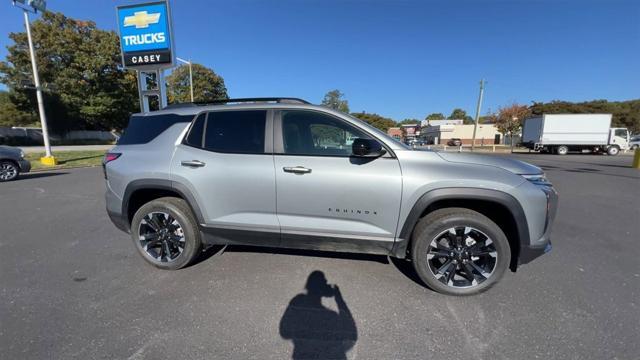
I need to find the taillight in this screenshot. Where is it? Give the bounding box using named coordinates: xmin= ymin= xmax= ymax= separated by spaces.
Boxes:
xmin=103 ymin=152 xmax=121 ymax=164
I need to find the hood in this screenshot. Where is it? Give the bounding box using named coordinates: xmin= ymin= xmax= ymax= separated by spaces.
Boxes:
xmin=0 ymin=145 xmax=22 ymax=156
xmin=436 ymin=151 xmax=542 ymax=175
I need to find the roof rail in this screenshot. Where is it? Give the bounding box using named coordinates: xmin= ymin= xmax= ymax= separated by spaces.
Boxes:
xmin=164 ymin=97 xmax=310 ymax=109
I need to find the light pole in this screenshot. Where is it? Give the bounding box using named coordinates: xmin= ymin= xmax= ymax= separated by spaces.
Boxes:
xmin=471 ymin=79 xmax=485 ymax=151
xmin=12 ymin=0 xmax=56 ymax=164
xmin=176 ymin=57 xmax=193 ymax=103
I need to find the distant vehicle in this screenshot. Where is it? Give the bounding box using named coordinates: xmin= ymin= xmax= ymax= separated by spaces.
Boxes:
xmin=629 ymin=135 xmax=640 ymax=150
xmin=521 ymin=114 xmax=629 ymax=155
xmin=447 ymin=138 xmax=462 ymax=146
xmin=0 ymin=145 xmax=31 ymax=182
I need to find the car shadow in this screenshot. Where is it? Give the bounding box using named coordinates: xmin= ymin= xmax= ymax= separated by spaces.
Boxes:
xmin=223 ymin=245 xmax=389 ymax=264
xmin=279 ymin=271 xmax=358 ymax=359
xmin=19 ymin=172 xmax=69 ymax=180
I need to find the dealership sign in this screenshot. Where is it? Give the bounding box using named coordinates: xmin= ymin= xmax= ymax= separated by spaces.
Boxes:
xmin=117 ymin=1 xmax=174 ymax=68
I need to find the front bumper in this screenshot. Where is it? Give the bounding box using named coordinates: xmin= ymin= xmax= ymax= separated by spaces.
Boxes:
xmin=18 ymin=159 xmax=31 ymax=173
xmin=519 ymin=185 xmax=558 ymax=265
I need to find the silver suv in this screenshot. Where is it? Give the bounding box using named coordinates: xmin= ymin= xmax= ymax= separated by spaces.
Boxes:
xmin=104 ymin=98 xmax=557 ymax=295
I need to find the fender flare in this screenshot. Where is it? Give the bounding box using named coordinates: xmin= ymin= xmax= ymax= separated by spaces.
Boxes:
xmin=391 ymin=187 xmax=530 ymax=259
xmin=122 ymin=179 xmax=205 ymax=226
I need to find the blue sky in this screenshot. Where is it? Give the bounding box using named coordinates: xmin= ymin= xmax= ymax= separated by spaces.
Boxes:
xmin=1 ymin=0 xmax=638 ymax=120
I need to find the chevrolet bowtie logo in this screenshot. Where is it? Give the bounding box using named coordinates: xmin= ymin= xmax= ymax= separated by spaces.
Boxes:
xmin=123 ymin=11 xmax=161 ymax=29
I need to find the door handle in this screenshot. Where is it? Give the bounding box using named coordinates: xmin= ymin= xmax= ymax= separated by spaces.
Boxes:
xmin=283 ymin=166 xmax=312 ymax=174
xmin=181 ymin=160 xmax=206 ymax=168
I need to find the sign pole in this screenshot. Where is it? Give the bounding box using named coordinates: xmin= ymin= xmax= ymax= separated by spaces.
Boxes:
xmin=23 ymin=8 xmax=55 ymax=164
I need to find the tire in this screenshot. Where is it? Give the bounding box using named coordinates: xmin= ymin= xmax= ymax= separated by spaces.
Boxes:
xmin=607 ymin=146 xmax=620 ymax=156
xmin=411 ymin=208 xmax=511 ymax=296
xmin=631 ymin=144 xmax=639 ymax=150
xmin=130 ymin=197 xmax=202 ymax=270
xmin=556 ymin=145 xmax=569 ymax=155
xmin=0 ymin=160 xmax=19 ymax=182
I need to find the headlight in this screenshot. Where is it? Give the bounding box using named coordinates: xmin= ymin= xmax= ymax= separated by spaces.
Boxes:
xmin=20 ymin=150 xmax=25 ymax=158
xmin=522 ymin=173 xmax=550 ymax=186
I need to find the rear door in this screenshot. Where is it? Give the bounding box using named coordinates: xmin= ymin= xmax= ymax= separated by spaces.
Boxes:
xmin=273 ymin=109 xmax=402 ymax=254
xmin=171 ymin=109 xmax=279 ymax=246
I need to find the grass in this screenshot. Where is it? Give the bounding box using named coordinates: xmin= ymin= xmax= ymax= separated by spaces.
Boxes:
xmin=25 ymin=150 xmax=106 ymax=171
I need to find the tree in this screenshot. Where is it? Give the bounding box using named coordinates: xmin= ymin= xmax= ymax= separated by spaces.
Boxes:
xmin=448 ymin=108 xmax=474 ymax=124
xmin=0 ymin=90 xmax=37 ymax=127
xmin=350 ymin=112 xmax=396 ymax=132
xmin=397 ymin=118 xmax=420 ymax=126
xmin=496 ymin=103 xmax=531 ymax=151
xmin=530 ymin=99 xmax=640 ymax=133
xmin=0 ymin=12 xmax=139 ymax=132
xmin=166 ymin=63 xmax=228 ymax=104
xmin=321 ymin=90 xmax=350 ymax=113
xmin=425 ymin=113 xmax=445 ymax=120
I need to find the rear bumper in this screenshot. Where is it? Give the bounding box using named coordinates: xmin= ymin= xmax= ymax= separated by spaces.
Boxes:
xmin=18 ymin=159 xmax=31 ymax=173
xmin=105 ymin=184 xmax=129 ymax=233
xmin=107 ymin=208 xmax=130 ymax=233
xmin=519 ymin=185 xmax=558 ymax=265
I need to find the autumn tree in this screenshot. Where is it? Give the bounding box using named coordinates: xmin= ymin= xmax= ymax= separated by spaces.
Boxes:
xmin=496 ymin=103 xmax=531 ymax=151
xmin=350 ymin=112 xmax=396 ymax=131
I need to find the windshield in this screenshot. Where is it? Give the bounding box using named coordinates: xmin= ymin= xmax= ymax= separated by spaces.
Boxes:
xmin=345 ymin=113 xmax=411 ymax=149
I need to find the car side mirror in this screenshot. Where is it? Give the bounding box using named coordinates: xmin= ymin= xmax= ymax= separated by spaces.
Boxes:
xmin=352 ymin=138 xmax=386 ymax=157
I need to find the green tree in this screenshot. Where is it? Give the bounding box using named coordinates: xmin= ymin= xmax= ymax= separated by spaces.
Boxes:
xmin=496 ymin=103 xmax=531 ymax=151
xmin=166 ymin=63 xmax=228 ymax=103
xmin=425 ymin=113 xmax=445 ymax=120
xmin=530 ymin=99 xmax=640 ymax=133
xmin=321 ymin=89 xmax=350 ymax=113
xmin=351 ymin=112 xmax=397 ymax=131
xmin=0 ymin=12 xmax=139 ymax=132
xmin=448 ymin=108 xmax=474 ymax=124
xmin=397 ymin=118 xmax=420 ymax=126
xmin=0 ymin=90 xmax=37 ymax=127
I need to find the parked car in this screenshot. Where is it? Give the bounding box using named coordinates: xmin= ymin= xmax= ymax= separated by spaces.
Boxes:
xmin=629 ymin=135 xmax=640 ymax=150
xmin=0 ymin=145 xmax=31 ymax=182
xmin=447 ymin=138 xmax=462 ymax=146
xmin=104 ymin=97 xmax=558 ymax=296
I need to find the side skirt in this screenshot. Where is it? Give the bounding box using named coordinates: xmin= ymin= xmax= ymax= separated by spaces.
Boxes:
xmin=200 ymin=225 xmax=394 ymax=256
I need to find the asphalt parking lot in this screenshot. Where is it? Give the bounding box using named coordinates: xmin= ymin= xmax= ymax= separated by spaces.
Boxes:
xmin=1 ymin=153 xmax=638 ymax=359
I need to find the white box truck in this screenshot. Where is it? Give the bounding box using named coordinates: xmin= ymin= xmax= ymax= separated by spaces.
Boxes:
xmin=521 ymin=114 xmax=630 ymax=155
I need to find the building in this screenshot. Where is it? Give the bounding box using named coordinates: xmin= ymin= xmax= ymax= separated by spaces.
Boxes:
xmin=420 ymin=119 xmax=463 ymax=127
xmin=387 ymin=127 xmax=402 ymax=141
xmin=422 ymin=123 xmax=502 ymax=145
xmin=400 ymin=124 xmax=420 ymax=141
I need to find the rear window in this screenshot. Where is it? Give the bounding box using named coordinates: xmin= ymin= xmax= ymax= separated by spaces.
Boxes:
xmin=203 ymin=110 xmax=266 ymax=154
xmin=117 ymin=113 xmax=194 ymax=145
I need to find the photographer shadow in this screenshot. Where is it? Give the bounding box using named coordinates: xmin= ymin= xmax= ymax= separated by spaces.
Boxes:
xmin=279 ymin=271 xmax=358 ymax=359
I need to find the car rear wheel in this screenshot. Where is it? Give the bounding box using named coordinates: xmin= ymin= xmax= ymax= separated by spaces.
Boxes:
xmin=411 ymin=208 xmax=510 ymax=295
xmin=130 ymin=197 xmax=202 ymax=270
xmin=0 ymin=161 xmax=19 ymax=182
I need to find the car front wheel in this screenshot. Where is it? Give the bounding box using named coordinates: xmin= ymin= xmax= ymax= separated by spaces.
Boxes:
xmin=411 ymin=208 xmax=510 ymax=295
xmin=0 ymin=161 xmax=19 ymax=182
xmin=130 ymin=197 xmax=202 ymax=270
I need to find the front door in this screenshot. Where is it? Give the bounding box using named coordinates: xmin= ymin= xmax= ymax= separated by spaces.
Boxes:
xmin=273 ymin=109 xmax=402 ymax=254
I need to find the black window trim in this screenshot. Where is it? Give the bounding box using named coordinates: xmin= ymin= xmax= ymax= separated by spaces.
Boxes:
xmin=181 ymin=109 xmax=273 ymax=155
xmin=273 ymin=109 xmax=396 ymax=158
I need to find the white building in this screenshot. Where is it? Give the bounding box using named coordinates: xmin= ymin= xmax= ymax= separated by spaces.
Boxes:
xmin=422 ymin=123 xmax=502 ymax=145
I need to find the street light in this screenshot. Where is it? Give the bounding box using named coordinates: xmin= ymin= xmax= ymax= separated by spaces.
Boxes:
xmin=11 ymin=0 xmax=56 ymax=165
xmin=176 ymin=57 xmax=193 ymax=103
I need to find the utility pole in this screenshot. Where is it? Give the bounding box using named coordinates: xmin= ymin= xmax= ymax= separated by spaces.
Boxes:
xmin=13 ymin=0 xmax=56 ymax=164
xmin=471 ymin=79 xmax=485 ymax=151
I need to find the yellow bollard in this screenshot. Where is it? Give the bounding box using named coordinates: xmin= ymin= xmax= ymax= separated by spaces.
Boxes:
xmin=633 ymin=148 xmax=640 ymax=169
xmin=40 ymin=156 xmax=58 ymax=166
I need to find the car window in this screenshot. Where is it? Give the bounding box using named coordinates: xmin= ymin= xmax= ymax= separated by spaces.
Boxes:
xmin=183 ymin=113 xmax=206 ymax=148
xmin=204 ymin=110 xmax=266 ymax=154
xmin=281 ymin=110 xmax=371 ymax=156
xmin=117 ymin=113 xmax=194 ymax=145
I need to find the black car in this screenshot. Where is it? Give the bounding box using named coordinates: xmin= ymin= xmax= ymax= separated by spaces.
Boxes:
xmin=447 ymin=138 xmax=462 ymax=146
xmin=0 ymin=146 xmax=31 ymax=182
